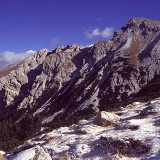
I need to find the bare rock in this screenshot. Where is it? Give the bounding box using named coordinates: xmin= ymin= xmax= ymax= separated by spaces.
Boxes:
xmin=9 ymin=145 xmax=52 ymax=160
xmin=94 ymin=111 xmax=120 ymax=126
xmin=33 ymin=145 xmax=52 ymax=160
xmin=65 ymin=43 xmax=83 ymax=52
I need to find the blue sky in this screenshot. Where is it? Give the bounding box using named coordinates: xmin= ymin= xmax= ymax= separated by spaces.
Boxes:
xmin=0 ymin=0 xmax=160 ymax=54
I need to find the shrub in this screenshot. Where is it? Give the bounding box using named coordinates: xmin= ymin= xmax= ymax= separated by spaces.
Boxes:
xmin=45 ymin=113 xmax=96 ymax=132
xmin=100 ymin=136 xmax=152 ymax=157
xmin=0 ymin=116 xmax=42 ymax=151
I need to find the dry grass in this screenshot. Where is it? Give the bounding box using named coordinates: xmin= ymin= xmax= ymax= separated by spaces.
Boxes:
xmin=0 ymin=155 xmax=5 ymax=160
xmin=76 ymin=129 xmax=87 ymax=134
xmin=0 ymin=61 xmax=23 ymax=78
xmin=53 ymin=152 xmax=70 ymax=160
xmin=126 ymin=39 xmax=141 ymax=55
xmin=44 ymin=136 xmax=59 ymax=144
xmin=101 ymin=136 xmax=152 ymax=157
xmin=125 ymin=39 xmax=141 ymax=68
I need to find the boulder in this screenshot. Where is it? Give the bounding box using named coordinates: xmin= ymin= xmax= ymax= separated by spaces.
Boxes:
xmin=9 ymin=145 xmax=52 ymax=160
xmin=94 ymin=111 xmax=120 ymax=126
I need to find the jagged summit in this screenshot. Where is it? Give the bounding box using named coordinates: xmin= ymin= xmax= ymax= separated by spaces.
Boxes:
xmin=52 ymin=43 xmax=84 ymax=53
xmin=129 ymin=17 xmax=160 ymax=25
xmin=114 ymin=17 xmax=160 ymax=35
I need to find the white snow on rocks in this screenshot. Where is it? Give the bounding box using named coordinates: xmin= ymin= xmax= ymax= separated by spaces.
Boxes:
xmin=8 ymin=145 xmax=52 ymax=160
xmin=121 ymin=37 xmax=132 ymax=50
xmin=6 ymin=97 xmax=160 ymax=160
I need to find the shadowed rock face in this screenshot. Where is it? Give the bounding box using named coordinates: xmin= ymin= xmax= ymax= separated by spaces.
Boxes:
xmin=0 ymin=18 xmax=160 ymax=124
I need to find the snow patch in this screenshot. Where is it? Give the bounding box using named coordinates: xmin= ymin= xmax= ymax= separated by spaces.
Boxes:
xmin=7 ymin=98 xmax=160 ymax=160
xmin=121 ymin=37 xmax=132 ymax=50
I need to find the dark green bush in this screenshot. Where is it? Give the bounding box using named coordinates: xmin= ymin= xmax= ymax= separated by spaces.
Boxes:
xmin=0 ymin=116 xmax=41 ymax=151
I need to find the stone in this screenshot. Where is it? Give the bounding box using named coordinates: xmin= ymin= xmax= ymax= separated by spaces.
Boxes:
xmin=94 ymin=111 xmax=120 ymax=126
xmin=33 ymin=145 xmax=52 ymax=160
xmin=9 ymin=145 xmax=52 ymax=160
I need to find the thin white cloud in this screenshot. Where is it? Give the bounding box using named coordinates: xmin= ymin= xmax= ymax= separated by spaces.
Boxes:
xmin=0 ymin=50 xmax=35 ymax=68
xmin=86 ymin=27 xmax=114 ymax=39
xmin=45 ymin=37 xmax=60 ymax=49
xmin=50 ymin=37 xmax=60 ymax=46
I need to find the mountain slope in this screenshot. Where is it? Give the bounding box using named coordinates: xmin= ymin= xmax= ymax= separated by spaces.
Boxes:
xmin=5 ymin=97 xmax=160 ymax=160
xmin=0 ymin=17 xmax=160 ymax=127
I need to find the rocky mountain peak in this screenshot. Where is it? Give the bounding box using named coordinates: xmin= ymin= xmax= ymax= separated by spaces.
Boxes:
xmin=53 ymin=45 xmax=65 ymax=53
xmin=0 ymin=18 xmax=160 ymax=158
xmin=119 ymin=17 xmax=160 ymax=34
xmin=0 ymin=17 xmax=160 ymax=133
xmin=53 ymin=43 xmax=83 ymax=54
xmin=66 ymin=43 xmax=84 ymax=51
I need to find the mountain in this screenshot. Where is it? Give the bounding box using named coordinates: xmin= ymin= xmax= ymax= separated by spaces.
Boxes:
xmin=1 ymin=17 xmax=160 ymax=122
xmin=0 ymin=17 xmax=160 ymax=152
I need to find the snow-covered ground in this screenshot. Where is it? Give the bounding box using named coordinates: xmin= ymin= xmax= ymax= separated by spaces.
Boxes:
xmin=4 ymin=97 xmax=160 ymax=160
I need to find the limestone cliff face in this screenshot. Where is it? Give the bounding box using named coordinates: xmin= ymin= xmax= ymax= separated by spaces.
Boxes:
xmin=0 ymin=18 xmax=160 ymax=124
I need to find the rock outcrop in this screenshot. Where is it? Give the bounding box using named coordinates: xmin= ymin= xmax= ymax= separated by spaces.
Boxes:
xmin=0 ymin=17 xmax=160 ymax=125
xmin=8 ymin=145 xmax=52 ymax=160
xmin=94 ymin=111 xmax=120 ymax=126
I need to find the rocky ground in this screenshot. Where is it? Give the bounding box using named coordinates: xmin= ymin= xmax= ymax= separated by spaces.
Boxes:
xmin=2 ymin=97 xmax=160 ymax=160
